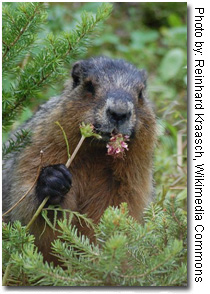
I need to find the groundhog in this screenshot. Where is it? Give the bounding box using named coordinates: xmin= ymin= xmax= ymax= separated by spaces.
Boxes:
xmin=2 ymin=56 xmax=156 ymax=263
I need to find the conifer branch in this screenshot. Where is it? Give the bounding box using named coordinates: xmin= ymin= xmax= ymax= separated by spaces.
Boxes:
xmin=2 ymin=129 xmax=31 ymax=160
xmin=2 ymin=3 xmax=43 ymax=61
xmin=2 ymin=2 xmax=46 ymax=67
xmin=35 ymin=269 xmax=103 ymax=285
xmin=2 ymin=263 xmax=12 ymax=286
xmin=2 ymin=2 xmax=112 ymax=129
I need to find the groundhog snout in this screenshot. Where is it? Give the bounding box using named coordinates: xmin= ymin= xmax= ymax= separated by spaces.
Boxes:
xmin=93 ymin=90 xmax=136 ymax=138
xmin=105 ymin=90 xmax=134 ymax=130
xmin=106 ymin=106 xmax=131 ymax=126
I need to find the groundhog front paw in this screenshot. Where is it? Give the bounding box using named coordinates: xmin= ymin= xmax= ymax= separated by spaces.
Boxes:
xmin=36 ymin=164 xmax=72 ymax=205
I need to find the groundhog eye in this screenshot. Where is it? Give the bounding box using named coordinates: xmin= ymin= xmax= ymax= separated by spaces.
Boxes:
xmin=85 ymin=81 xmax=95 ymax=95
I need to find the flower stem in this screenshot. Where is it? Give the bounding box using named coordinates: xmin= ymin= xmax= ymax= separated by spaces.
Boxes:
xmin=26 ymin=196 xmax=49 ymax=230
xmin=26 ymin=135 xmax=86 ymax=229
xmin=65 ymin=135 xmax=85 ymax=168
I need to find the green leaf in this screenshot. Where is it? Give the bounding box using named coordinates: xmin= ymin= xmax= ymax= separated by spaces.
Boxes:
xmin=167 ymin=13 xmax=182 ymax=27
xmin=159 ymin=48 xmax=184 ymax=81
xmin=131 ymin=30 xmax=159 ymax=50
xmin=177 ymin=188 xmax=187 ymax=201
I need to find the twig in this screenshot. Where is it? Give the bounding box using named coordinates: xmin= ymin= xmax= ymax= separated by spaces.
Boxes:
xmin=65 ymin=135 xmax=85 ymax=168
xmin=26 ymin=196 xmax=49 ymax=230
xmin=2 ymin=124 xmax=98 ymax=286
xmin=26 ymin=134 xmax=87 ymax=230
xmin=2 ymin=151 xmax=44 ymax=218
xmin=2 ymin=151 xmax=43 ymax=286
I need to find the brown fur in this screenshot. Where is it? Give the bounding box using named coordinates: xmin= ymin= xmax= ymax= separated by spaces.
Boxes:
xmin=3 ymin=57 xmax=156 ymax=263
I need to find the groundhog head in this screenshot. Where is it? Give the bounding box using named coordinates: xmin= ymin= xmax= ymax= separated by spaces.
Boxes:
xmin=70 ymin=56 xmax=153 ymax=142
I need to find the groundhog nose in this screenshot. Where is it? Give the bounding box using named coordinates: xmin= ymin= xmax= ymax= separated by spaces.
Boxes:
xmin=107 ymin=107 xmax=131 ymax=125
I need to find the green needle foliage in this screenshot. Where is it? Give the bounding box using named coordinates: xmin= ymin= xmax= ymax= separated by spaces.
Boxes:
xmin=2 ymin=129 xmax=31 ymax=161
xmin=2 ymin=1 xmax=112 ymax=135
xmin=2 ymin=199 xmax=187 ymax=286
xmin=2 ymin=3 xmax=46 ymax=70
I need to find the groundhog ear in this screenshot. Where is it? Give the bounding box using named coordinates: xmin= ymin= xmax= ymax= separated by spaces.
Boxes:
xmin=140 ymin=69 xmax=147 ymax=87
xmin=71 ymin=61 xmax=83 ymax=88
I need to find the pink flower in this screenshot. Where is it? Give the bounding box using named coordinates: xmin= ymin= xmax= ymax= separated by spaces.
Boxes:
xmin=106 ymin=133 xmax=130 ymax=159
xmin=121 ymin=141 xmax=128 ymax=149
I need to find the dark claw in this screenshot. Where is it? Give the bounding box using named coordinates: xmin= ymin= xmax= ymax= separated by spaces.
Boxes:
xmin=36 ymin=164 xmax=72 ymax=204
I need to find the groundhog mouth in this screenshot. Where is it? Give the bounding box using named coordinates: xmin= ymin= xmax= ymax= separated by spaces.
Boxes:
xmin=98 ymin=132 xmax=113 ymax=142
xmin=93 ymin=124 xmax=132 ymax=142
xmin=93 ymin=125 xmax=116 ymax=141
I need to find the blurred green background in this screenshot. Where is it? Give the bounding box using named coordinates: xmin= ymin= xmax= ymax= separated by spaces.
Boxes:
xmin=5 ymin=2 xmax=187 ymax=206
